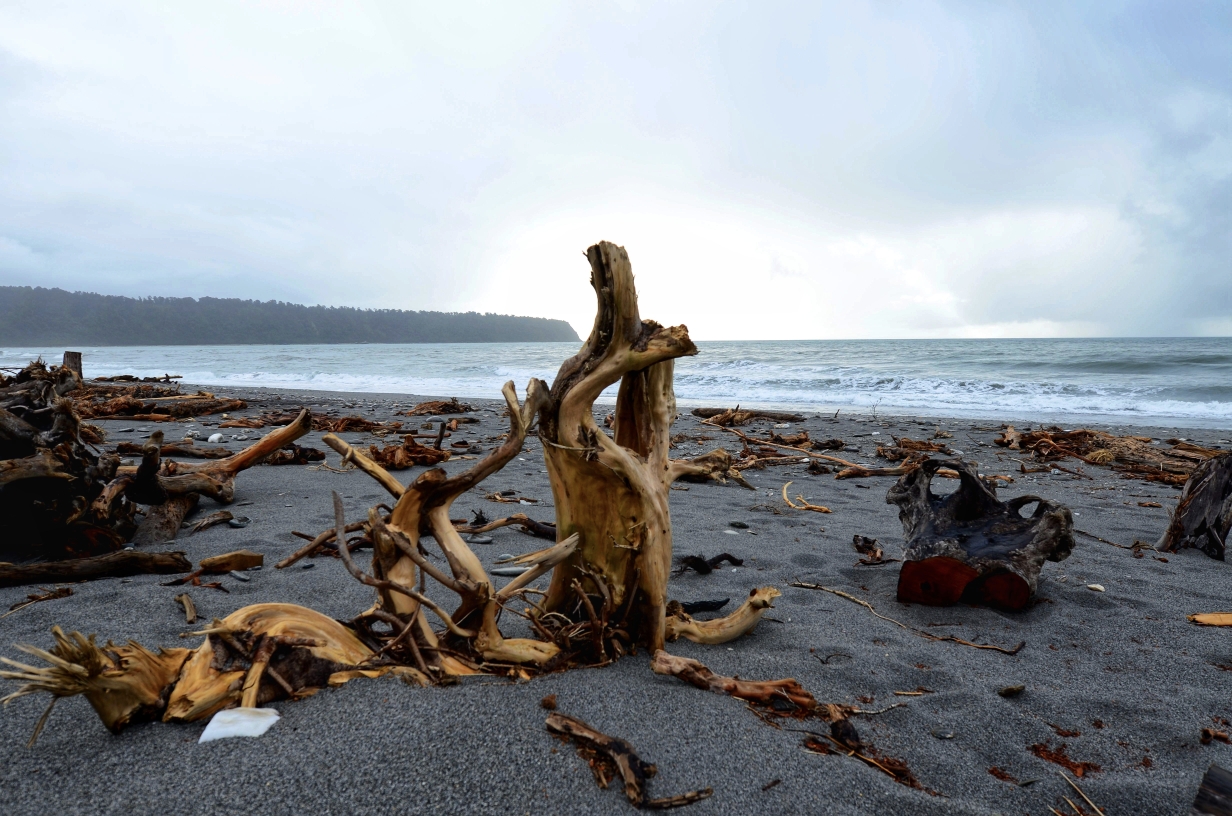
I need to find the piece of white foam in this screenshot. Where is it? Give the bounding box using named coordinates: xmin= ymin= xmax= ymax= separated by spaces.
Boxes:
xmin=198 ymin=707 xmax=280 ymax=743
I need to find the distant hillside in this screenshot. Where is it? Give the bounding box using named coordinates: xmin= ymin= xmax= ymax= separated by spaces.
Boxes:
xmin=0 ymin=287 xmax=580 ymax=345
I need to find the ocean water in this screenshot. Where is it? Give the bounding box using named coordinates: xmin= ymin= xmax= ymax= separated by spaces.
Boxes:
xmin=3 ymin=338 xmax=1230 ymax=430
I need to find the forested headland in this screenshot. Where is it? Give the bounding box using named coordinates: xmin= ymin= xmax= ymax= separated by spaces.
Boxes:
xmin=0 ymin=287 xmax=580 ymax=345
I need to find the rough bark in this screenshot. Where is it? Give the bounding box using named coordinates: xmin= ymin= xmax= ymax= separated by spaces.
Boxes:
xmin=537 ymin=241 xmax=698 ymax=651
xmin=888 ymin=458 xmax=1075 ymax=610
xmin=1157 ymin=452 xmax=1232 ymax=560
xmin=0 ymin=549 xmax=191 ymax=588
xmin=131 ymin=494 xmax=200 ymax=546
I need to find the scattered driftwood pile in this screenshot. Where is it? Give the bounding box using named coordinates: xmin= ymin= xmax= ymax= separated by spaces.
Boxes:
xmin=888 ymin=459 xmax=1074 ymax=610
xmin=401 ymin=397 xmax=473 ymax=416
xmin=1 ymin=243 xmax=782 ymax=747
xmin=0 ymin=352 xmax=313 ymax=585
xmin=73 ymin=379 xmax=246 ymax=422
xmin=995 ymin=425 xmax=1223 ymax=485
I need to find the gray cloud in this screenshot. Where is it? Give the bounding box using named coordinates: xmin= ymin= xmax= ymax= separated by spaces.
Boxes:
xmin=0 ymin=1 xmax=1228 ymax=339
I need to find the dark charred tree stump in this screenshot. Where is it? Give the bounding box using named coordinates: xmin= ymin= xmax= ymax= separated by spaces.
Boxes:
xmin=1157 ymin=452 xmax=1232 ymax=560
xmin=887 ymin=459 xmax=1075 ymax=610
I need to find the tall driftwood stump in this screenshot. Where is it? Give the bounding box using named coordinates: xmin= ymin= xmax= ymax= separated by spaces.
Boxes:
xmin=888 ymin=459 xmax=1074 ymax=610
xmin=1157 ymin=452 xmax=1232 ymax=560
xmin=535 ymin=242 xmax=703 ymax=651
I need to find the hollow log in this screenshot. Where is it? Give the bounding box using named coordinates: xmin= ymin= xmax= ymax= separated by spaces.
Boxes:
xmin=0 ymin=549 xmax=191 ymax=588
xmin=537 ymin=242 xmax=699 ymax=651
xmin=1157 ymin=452 xmax=1232 ymax=560
xmin=888 ymin=458 xmax=1074 ymax=610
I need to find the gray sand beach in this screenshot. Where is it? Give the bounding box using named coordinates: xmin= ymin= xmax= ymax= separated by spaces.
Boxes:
xmin=3 ymin=385 xmax=1230 ymax=815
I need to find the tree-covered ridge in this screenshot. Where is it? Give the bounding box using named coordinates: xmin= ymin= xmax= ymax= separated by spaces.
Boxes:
xmin=0 ymin=287 xmax=580 ymax=345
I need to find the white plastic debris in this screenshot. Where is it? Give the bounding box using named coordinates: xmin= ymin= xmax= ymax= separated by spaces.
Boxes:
xmin=723 ymin=529 xmax=739 ymax=535
xmin=207 ymin=433 xmax=223 ymax=443
xmin=199 ymin=707 xmax=280 ymax=743
xmin=1087 ymin=584 xmax=1105 ymax=592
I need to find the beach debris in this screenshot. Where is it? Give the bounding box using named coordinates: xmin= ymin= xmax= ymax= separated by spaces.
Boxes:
xmin=402 ymin=398 xmax=473 ymax=416
xmin=0 ymin=242 xmax=846 ymax=741
xmin=664 ymin=587 xmax=778 ymax=644
xmin=0 ymin=604 xmax=425 ymax=742
xmin=76 ymin=391 xmax=246 ymax=422
xmin=164 ymin=550 xmax=264 ymax=587
xmin=1191 ymin=763 xmax=1232 ymax=815
xmin=1029 ymin=741 xmax=1100 ymax=778
xmin=198 ymin=706 xmax=280 ymax=742
xmin=876 ymin=437 xmax=953 ymax=462
xmin=454 ymin=512 xmax=557 ymax=541
xmin=365 ymin=435 xmax=450 ymax=469
xmin=692 ymin=407 xmax=805 ymax=425
xmin=651 ymin=650 xmax=825 ymax=717
xmin=673 ymin=553 xmax=744 ymax=575
xmin=175 ymin=593 xmax=198 ymax=624
xmin=997 ymin=684 xmax=1026 ymax=697
xmin=545 ymin=711 xmax=713 ymax=808
xmin=2 ymin=586 xmax=72 ymax=618
xmin=540 ymin=693 xmax=557 ymax=710
xmin=852 ymin=535 xmax=893 ymax=566
xmin=651 ymin=651 xmax=931 ymax=792
xmin=1086 ymin=584 xmax=1105 ymax=592
xmin=257 ymin=443 xmax=325 ymax=466
xmin=0 ymin=550 xmax=191 ymax=589
xmin=1156 ymin=452 xmax=1232 ymax=559
xmin=486 ymin=490 xmax=536 ymax=504
xmin=672 ymin=447 xmax=754 ymax=489
xmin=996 ymin=425 xmax=1222 ymax=485
xmin=188 ymin=510 xmax=234 ymax=535
xmin=674 ymin=598 xmax=730 ymax=615
xmin=781 ymin=481 xmax=832 ymax=513
xmin=788 ymin=582 xmax=1024 ymax=654
xmin=1202 ymin=729 xmax=1231 ymax=745
xmin=1188 ymin=613 xmax=1232 ymax=627
xmin=116 ymin=439 xmax=232 ymax=459
xmin=887 ymin=458 xmax=1074 ymax=610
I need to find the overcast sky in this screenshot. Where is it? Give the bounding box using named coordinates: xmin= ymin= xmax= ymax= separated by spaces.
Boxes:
xmin=1 ymin=1 xmax=1228 ymax=340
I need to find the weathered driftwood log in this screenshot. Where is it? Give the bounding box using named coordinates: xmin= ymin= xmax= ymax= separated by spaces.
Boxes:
xmin=0 ymin=549 xmax=191 ymax=589
xmin=1157 ymin=452 xmax=1232 ymax=560
xmin=691 ymin=407 xmax=805 ymax=424
xmin=115 ymin=440 xmax=232 ymax=459
xmin=131 ymin=494 xmax=199 ymax=546
xmin=888 ymin=459 xmax=1074 ymax=610
xmin=537 ymin=242 xmax=702 ymax=651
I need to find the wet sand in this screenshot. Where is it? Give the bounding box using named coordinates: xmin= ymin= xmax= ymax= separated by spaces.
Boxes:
xmin=2 ymin=385 xmax=1230 ymax=815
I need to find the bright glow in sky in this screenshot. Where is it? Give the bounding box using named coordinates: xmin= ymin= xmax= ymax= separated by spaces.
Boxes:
xmin=1 ymin=1 xmax=1229 ymax=339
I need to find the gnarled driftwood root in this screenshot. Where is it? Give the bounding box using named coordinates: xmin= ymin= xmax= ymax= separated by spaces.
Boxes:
xmin=888 ymin=458 xmax=1074 ymax=610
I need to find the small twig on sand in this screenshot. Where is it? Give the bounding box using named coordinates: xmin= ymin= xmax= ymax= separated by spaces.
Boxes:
xmin=1058 ymin=770 xmax=1104 ymax=814
xmin=782 ymin=482 xmax=832 ymax=513
xmin=788 ymin=581 xmax=1024 ymax=655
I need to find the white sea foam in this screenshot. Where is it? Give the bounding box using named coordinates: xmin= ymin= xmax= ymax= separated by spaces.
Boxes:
xmin=4 ymin=338 xmax=1230 ymax=429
